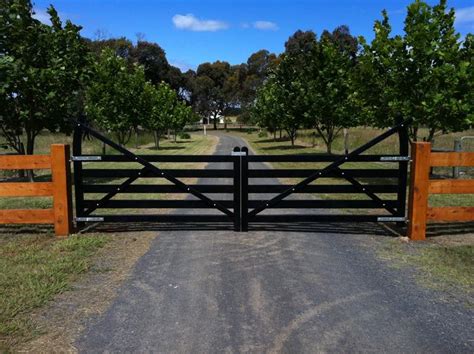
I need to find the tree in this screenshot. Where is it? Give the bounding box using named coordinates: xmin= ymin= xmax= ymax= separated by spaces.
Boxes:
xmin=0 ymin=0 xmax=88 ymax=158
xmin=304 ymin=29 xmax=359 ymax=153
xmin=87 ymin=37 xmax=133 ymax=59
xmin=131 ymin=41 xmax=169 ymax=85
xmin=284 ymin=30 xmax=317 ymax=56
xmin=85 ymin=49 xmax=148 ymax=145
xmin=191 ymin=61 xmax=231 ymax=129
xmin=141 ymin=82 xmax=176 ymax=148
xmin=170 ymin=101 xmax=195 ymax=142
xmin=252 ymin=81 xmax=283 ymax=140
xmin=253 ymin=55 xmax=305 ymax=146
xmin=354 ymin=1 xmax=473 ymax=141
xmin=239 ymin=50 xmax=278 ymax=120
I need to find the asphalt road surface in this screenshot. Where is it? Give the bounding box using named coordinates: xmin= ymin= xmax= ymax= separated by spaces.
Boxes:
xmin=77 ymin=132 xmax=473 ymax=353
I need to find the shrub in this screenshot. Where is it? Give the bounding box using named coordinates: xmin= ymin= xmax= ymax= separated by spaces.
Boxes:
xmin=179 ymin=132 xmax=191 ymax=139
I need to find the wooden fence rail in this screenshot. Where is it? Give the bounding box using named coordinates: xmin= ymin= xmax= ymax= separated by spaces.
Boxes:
xmin=408 ymin=142 xmax=474 ymax=240
xmin=0 ymin=145 xmax=72 ymax=237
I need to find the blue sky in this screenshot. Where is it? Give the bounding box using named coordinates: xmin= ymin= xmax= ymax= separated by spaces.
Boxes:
xmin=32 ymin=0 xmax=474 ymax=71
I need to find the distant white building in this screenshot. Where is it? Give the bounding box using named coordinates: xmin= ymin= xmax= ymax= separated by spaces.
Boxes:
xmin=200 ymin=113 xmax=224 ymax=125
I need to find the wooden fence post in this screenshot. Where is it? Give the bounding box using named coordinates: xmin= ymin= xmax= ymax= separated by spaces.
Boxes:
xmin=51 ymin=144 xmax=72 ymax=237
xmin=407 ymin=142 xmax=431 ymax=240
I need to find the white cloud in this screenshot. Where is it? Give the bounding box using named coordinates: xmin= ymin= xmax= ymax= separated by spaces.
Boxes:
xmin=455 ymin=6 xmax=474 ymax=24
xmin=32 ymin=8 xmax=51 ymax=24
xmin=253 ymin=21 xmax=278 ymax=31
xmin=172 ymin=14 xmax=228 ymax=32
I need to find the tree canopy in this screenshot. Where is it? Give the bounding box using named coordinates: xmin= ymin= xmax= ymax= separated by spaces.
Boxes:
xmin=0 ymin=0 xmax=88 ymax=154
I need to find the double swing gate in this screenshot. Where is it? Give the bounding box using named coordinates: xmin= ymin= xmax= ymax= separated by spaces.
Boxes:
xmin=73 ymin=120 xmax=409 ymax=231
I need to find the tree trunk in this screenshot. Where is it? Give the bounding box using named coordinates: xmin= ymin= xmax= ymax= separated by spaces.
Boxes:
xmin=224 ymin=116 xmax=228 ymax=131
xmin=17 ymin=142 xmax=25 ymax=179
xmin=25 ymin=131 xmax=36 ymax=182
xmin=174 ymin=130 xmax=177 ymax=143
xmin=427 ymin=127 xmax=436 ymax=142
xmin=135 ymin=128 xmax=139 ymax=149
xmin=273 ymin=130 xmax=276 ymax=142
xmin=279 ymin=129 xmax=282 ymax=139
xmin=213 ymin=115 xmax=217 ymax=130
xmin=412 ymin=126 xmax=418 ymax=142
xmin=153 ymin=131 xmax=160 ymax=149
xmin=326 ymin=141 xmax=332 ymax=154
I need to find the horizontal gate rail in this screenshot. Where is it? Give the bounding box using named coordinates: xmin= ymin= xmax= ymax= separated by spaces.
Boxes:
xmin=74 ymin=155 xmax=234 ymax=162
xmin=82 ymin=169 xmax=235 ymax=178
xmin=81 ymin=184 xmax=400 ymax=194
xmin=251 ymin=215 xmax=406 ymax=223
xmin=76 ymin=215 xmax=232 ymax=223
xmin=247 ymin=169 xmax=399 ymax=178
xmin=247 ymin=155 xmax=409 ymax=162
xmin=82 ymin=199 xmax=400 ymax=209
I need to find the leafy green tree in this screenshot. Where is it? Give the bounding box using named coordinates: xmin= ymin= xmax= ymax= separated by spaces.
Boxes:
xmin=131 ymin=41 xmax=169 ymax=85
xmin=85 ymin=48 xmax=148 ymax=145
xmin=142 ymin=82 xmax=175 ymax=148
xmin=238 ymin=50 xmax=278 ymax=122
xmin=305 ymin=32 xmax=359 ymax=153
xmin=252 ymin=81 xmax=283 ymax=140
xmin=0 ymin=0 xmax=88 ymax=156
xmin=191 ymin=61 xmax=231 ymax=130
xmin=170 ymin=101 xmax=195 ymax=142
xmin=87 ymin=37 xmax=133 ymax=59
xmin=355 ymin=0 xmax=473 ymax=141
xmin=253 ymin=55 xmax=305 ymax=146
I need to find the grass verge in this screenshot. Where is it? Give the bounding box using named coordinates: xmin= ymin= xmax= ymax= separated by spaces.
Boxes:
xmin=0 ymin=232 xmax=108 ymax=350
xmin=378 ymin=239 xmax=473 ymax=301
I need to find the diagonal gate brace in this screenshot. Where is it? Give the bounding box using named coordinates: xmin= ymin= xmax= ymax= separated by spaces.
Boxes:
xmin=73 ymin=121 xmax=234 ymax=218
xmin=247 ymin=121 xmax=409 ymax=219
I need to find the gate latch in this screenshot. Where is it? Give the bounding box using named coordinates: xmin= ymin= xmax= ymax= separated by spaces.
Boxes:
xmin=231 ymin=151 xmax=247 ymax=156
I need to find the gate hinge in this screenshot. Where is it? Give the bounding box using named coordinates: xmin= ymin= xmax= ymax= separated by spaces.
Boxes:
xmin=76 ymin=217 xmax=104 ymax=222
xmin=72 ymin=156 xmax=102 ymax=161
xmin=377 ymin=216 xmax=406 ymax=222
xmin=379 ymin=156 xmax=410 ymax=162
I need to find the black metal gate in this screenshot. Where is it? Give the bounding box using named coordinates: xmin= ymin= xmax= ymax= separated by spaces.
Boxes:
xmin=72 ymin=121 xmax=409 ymax=232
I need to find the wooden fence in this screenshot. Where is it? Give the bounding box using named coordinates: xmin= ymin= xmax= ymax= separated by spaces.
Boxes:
xmin=408 ymin=142 xmax=474 ymax=240
xmin=0 ymin=145 xmax=72 ymax=237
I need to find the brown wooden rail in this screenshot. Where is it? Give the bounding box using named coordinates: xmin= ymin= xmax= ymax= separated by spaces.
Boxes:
xmin=0 ymin=145 xmax=72 ymax=237
xmin=408 ymin=142 xmax=474 ymax=240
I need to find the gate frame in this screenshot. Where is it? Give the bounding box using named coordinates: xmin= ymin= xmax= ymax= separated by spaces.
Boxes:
xmin=238 ymin=120 xmax=410 ymax=231
xmin=72 ymin=119 xmax=410 ymax=232
xmin=72 ymin=120 xmax=241 ymax=230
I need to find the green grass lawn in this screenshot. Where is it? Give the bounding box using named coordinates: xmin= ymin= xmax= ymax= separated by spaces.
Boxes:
xmin=0 ymin=232 xmax=108 ymax=350
xmin=379 ymin=240 xmax=474 ymax=300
